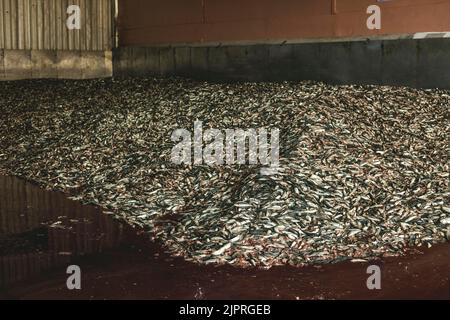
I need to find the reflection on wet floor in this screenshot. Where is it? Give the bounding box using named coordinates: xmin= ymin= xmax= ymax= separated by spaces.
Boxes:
xmin=0 ymin=175 xmax=449 ymax=299
xmin=0 ymin=175 xmax=124 ymax=288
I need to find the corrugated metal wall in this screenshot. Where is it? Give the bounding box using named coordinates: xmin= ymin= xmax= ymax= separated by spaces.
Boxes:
xmin=0 ymin=0 xmax=113 ymax=51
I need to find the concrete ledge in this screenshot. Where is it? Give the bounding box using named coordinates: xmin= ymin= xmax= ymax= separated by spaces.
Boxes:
xmin=4 ymin=50 xmax=32 ymax=80
xmin=57 ymin=51 xmax=83 ymax=79
xmin=382 ymin=40 xmax=418 ymax=88
xmin=0 ymin=50 xmax=4 ymax=80
xmin=31 ymin=50 xmax=58 ymax=78
xmin=417 ymin=38 xmax=450 ymax=88
xmin=80 ymin=51 xmax=112 ymax=79
xmin=113 ymin=38 xmax=450 ymax=89
xmin=190 ymin=47 xmax=208 ymax=78
xmin=0 ymin=49 xmax=112 ymax=80
xmin=175 ymin=47 xmax=191 ymax=76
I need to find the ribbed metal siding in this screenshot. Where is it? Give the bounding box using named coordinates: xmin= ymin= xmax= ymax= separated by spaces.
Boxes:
xmin=0 ymin=0 xmax=113 ymax=51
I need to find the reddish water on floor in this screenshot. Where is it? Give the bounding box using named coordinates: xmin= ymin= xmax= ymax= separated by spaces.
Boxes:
xmin=0 ymin=175 xmax=449 ymax=300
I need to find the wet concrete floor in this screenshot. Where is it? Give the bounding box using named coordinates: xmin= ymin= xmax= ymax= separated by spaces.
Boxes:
xmin=0 ymin=175 xmax=449 ymax=300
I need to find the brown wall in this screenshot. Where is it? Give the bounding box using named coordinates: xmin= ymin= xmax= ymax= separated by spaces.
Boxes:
xmin=118 ymin=0 xmax=450 ymax=46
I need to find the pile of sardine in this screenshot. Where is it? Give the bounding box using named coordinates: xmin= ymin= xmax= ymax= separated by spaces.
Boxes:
xmin=0 ymin=78 xmax=449 ymax=267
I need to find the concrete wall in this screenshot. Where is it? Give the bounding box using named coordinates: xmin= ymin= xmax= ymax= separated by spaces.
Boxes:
xmin=119 ymin=0 xmax=450 ymax=46
xmin=0 ymin=49 xmax=112 ymax=80
xmin=113 ymin=37 xmax=450 ymax=89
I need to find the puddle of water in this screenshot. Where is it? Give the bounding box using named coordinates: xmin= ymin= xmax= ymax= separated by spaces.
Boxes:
xmin=0 ymin=175 xmax=449 ymax=299
xmin=0 ymin=175 xmax=125 ymax=288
